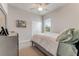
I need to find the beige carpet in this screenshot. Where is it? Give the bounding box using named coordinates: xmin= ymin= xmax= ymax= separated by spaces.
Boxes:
xmin=19 ymin=46 xmax=45 ymax=56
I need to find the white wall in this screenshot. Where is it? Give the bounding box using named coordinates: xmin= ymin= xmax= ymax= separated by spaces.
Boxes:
xmin=44 ymin=4 xmax=79 ymax=33
xmin=7 ymin=5 xmax=42 ymax=49
xmin=32 ymin=17 xmax=42 ymax=35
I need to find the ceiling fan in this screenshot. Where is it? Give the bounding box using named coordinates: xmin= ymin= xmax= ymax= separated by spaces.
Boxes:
xmin=30 ymin=3 xmax=49 ymax=12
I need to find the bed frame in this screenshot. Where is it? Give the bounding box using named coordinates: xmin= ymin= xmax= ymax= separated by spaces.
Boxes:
xmin=31 ymin=41 xmax=53 ymax=56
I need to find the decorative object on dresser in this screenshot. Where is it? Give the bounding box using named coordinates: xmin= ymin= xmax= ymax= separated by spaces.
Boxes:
xmin=0 ymin=27 xmax=9 ymax=36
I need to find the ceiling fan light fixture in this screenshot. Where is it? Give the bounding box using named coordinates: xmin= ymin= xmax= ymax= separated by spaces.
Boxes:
xmin=38 ymin=7 xmax=43 ymax=11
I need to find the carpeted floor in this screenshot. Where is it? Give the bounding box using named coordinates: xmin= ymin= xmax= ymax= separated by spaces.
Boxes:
xmin=19 ymin=46 xmax=45 ymax=56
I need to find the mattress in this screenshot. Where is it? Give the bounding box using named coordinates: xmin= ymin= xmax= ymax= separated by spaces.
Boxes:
xmin=32 ymin=33 xmax=59 ymax=56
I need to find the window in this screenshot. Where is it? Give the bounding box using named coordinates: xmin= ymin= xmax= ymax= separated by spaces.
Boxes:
xmin=43 ymin=18 xmax=51 ymax=33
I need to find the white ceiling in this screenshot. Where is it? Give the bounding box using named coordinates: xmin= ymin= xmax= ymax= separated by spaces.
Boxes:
xmin=9 ymin=3 xmax=66 ymax=16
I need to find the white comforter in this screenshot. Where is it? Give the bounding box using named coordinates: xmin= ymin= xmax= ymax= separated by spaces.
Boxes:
xmin=32 ymin=33 xmax=59 ymax=56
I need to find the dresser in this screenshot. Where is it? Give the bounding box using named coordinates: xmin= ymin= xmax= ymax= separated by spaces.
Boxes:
xmin=0 ymin=35 xmax=18 ymax=56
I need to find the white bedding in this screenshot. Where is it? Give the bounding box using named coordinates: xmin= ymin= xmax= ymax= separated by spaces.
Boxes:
xmin=32 ymin=33 xmax=59 ymax=56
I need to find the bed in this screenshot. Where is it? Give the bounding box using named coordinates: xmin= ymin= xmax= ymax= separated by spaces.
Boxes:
xmin=31 ymin=33 xmax=59 ymax=56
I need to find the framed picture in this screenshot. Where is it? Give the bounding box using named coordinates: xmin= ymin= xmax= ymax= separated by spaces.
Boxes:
xmin=16 ymin=20 xmax=26 ymax=28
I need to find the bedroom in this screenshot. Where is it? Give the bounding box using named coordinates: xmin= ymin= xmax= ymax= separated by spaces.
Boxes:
xmin=0 ymin=3 xmax=79 ymax=56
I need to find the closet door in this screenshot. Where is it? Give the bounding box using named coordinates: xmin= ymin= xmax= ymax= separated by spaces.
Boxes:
xmin=0 ymin=4 xmax=6 ymax=28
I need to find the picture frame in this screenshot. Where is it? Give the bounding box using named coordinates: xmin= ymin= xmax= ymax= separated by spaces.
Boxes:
xmin=16 ymin=20 xmax=26 ymax=28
